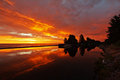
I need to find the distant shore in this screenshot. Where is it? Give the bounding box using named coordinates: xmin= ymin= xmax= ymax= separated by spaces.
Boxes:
xmin=0 ymin=44 xmax=58 ymax=49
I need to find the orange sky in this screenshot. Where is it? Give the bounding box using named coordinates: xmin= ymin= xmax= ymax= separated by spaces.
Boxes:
xmin=0 ymin=0 xmax=120 ymax=44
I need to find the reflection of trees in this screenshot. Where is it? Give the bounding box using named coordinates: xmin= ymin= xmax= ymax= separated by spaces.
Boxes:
xmin=64 ymin=45 xmax=98 ymax=57
xmin=79 ymin=46 xmax=85 ymax=56
xmin=63 ymin=44 xmax=99 ymax=57
xmin=94 ymin=50 xmax=120 ymax=80
xmin=64 ymin=47 xmax=78 ymax=57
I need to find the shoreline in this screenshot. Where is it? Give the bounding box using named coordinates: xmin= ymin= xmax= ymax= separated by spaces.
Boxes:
xmin=96 ymin=44 xmax=120 ymax=80
xmin=99 ymin=44 xmax=120 ymax=54
xmin=0 ymin=45 xmax=58 ymax=49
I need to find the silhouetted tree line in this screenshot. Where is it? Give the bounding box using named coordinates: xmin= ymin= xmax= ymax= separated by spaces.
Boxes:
xmin=58 ymin=34 xmax=101 ymax=57
xmin=63 ymin=34 xmax=101 ymax=47
xmin=79 ymin=34 xmax=101 ymax=51
xmin=105 ymin=14 xmax=120 ymax=44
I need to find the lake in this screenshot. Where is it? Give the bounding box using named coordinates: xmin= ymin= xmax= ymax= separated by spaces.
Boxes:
xmin=0 ymin=46 xmax=103 ymax=80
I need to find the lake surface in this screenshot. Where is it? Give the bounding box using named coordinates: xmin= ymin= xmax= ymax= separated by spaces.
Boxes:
xmin=0 ymin=46 xmax=103 ymax=80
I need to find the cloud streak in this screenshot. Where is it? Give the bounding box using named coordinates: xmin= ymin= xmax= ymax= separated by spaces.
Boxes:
xmin=4 ymin=0 xmax=14 ymax=6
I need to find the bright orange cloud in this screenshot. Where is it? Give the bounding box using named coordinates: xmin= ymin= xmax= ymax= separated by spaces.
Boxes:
xmin=0 ymin=4 xmax=71 ymax=43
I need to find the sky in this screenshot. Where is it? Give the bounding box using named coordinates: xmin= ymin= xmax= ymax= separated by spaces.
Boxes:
xmin=0 ymin=0 xmax=120 ymax=44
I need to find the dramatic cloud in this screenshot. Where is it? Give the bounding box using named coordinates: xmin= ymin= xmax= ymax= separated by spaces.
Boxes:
xmin=4 ymin=0 xmax=14 ymax=6
xmin=0 ymin=0 xmax=120 ymax=43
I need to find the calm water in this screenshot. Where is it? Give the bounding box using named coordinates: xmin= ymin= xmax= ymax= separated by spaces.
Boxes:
xmin=0 ymin=46 xmax=103 ymax=80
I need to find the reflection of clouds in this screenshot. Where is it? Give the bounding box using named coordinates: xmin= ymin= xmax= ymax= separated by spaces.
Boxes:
xmin=6 ymin=47 xmax=59 ymax=57
xmin=0 ymin=46 xmax=67 ymax=80
xmin=17 ymin=51 xmax=32 ymax=55
xmin=7 ymin=51 xmax=32 ymax=56
xmin=51 ymin=49 xmax=58 ymax=52
xmin=8 ymin=53 xmax=16 ymax=56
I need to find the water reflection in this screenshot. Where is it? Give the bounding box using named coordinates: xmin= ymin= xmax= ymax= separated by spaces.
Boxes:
xmin=8 ymin=51 xmax=32 ymax=56
xmin=61 ymin=45 xmax=120 ymax=80
xmin=0 ymin=46 xmax=107 ymax=80
xmin=79 ymin=47 xmax=85 ymax=56
xmin=63 ymin=45 xmax=97 ymax=57
xmin=0 ymin=46 xmax=67 ymax=80
xmin=64 ymin=46 xmax=78 ymax=57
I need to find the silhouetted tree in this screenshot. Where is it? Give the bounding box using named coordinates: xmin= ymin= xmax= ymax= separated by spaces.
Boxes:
xmin=64 ymin=38 xmax=68 ymax=44
xmin=79 ymin=34 xmax=85 ymax=43
xmin=79 ymin=34 xmax=85 ymax=44
xmin=106 ymin=14 xmax=120 ymax=44
xmin=67 ymin=35 xmax=78 ymax=44
xmin=86 ymin=37 xmax=101 ymax=49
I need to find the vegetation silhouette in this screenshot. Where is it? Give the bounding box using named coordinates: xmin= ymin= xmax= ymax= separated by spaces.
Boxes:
xmin=64 ymin=38 xmax=68 ymax=44
xmin=105 ymin=14 xmax=120 ymax=44
xmin=79 ymin=34 xmax=86 ymax=47
xmin=59 ymin=34 xmax=78 ymax=48
xmin=86 ymin=37 xmax=101 ymax=51
xmin=59 ymin=34 xmax=101 ymax=57
xmin=65 ymin=34 xmax=78 ymax=45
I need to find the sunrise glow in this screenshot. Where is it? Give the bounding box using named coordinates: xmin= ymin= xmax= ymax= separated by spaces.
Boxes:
xmin=0 ymin=0 xmax=120 ymax=44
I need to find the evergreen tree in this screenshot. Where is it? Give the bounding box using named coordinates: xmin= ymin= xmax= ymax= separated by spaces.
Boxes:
xmin=79 ymin=34 xmax=85 ymax=43
xmin=67 ymin=35 xmax=78 ymax=44
xmin=64 ymin=38 xmax=68 ymax=44
xmin=106 ymin=14 xmax=120 ymax=44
